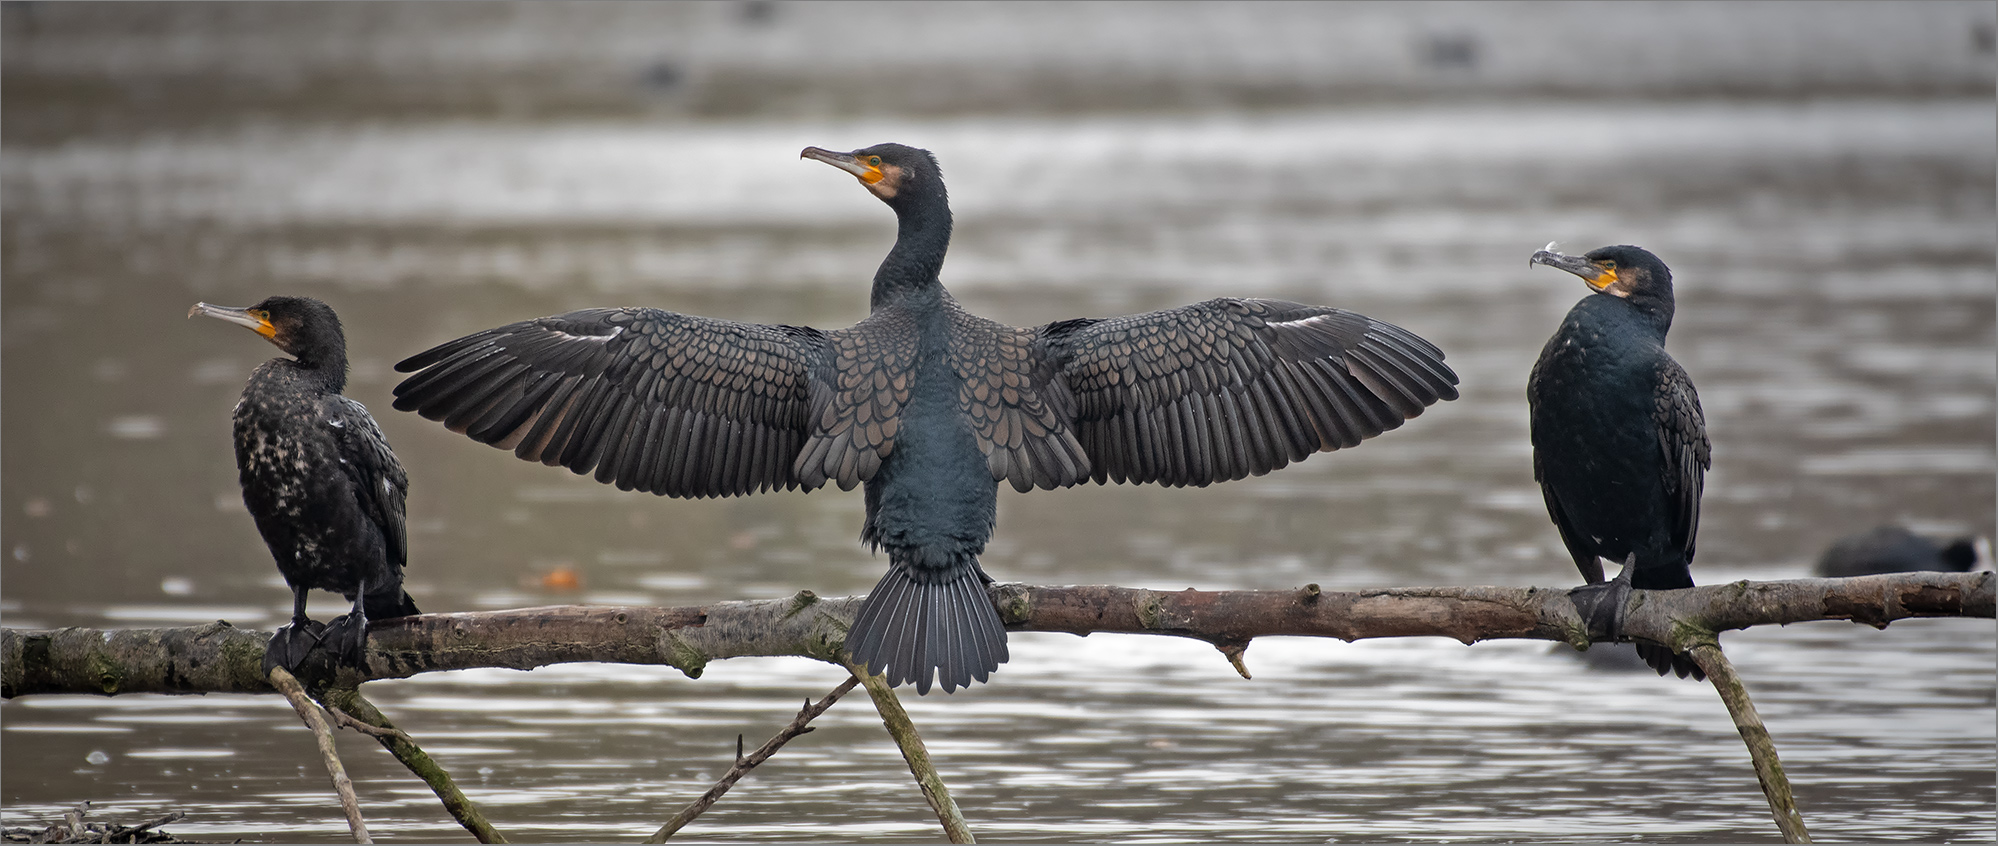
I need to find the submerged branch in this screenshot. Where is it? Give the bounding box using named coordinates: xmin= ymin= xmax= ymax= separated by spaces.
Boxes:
xmin=267 ymin=668 xmax=371 ymax=844
xmin=645 ymin=675 xmax=860 ymax=842
xmin=1691 ymin=645 xmax=1812 ymax=844
xmin=316 ymin=687 xmax=508 ymax=844
xmin=853 ymin=665 xmax=974 ymax=844
xmin=3 ymin=572 xmax=1989 ymax=698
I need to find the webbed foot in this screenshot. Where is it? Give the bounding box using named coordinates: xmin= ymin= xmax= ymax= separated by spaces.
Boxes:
xmin=263 ymin=619 xmax=328 ymax=675
xmin=321 ymin=613 xmax=371 ymax=671
xmin=1569 ymin=562 xmax=1634 ymax=643
xmin=1570 ymin=557 xmax=1705 ymax=680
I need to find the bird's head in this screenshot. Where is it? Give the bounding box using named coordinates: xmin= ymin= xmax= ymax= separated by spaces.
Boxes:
xmin=189 ymin=295 xmax=348 ymax=366
xmin=801 ymin=143 xmax=943 ymax=209
xmin=1529 ymin=243 xmax=1672 ymax=301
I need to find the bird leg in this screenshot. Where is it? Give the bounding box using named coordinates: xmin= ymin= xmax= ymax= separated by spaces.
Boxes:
xmin=322 ymin=577 xmax=372 ymax=671
xmin=1568 ymin=554 xmax=1636 ymax=643
xmin=263 ymin=586 xmax=327 ymax=675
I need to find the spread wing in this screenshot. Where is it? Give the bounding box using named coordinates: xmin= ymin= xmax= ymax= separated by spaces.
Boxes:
xmin=1654 ymin=357 xmax=1710 ymax=562
xmin=392 ymin=308 xmax=833 ymax=498
xmin=1035 ymin=298 xmax=1459 ymax=488
xmin=946 ymin=302 xmax=1090 ymax=493
xmin=325 ymin=396 xmax=408 ymax=571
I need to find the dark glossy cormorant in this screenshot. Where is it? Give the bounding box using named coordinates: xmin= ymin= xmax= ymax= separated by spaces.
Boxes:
xmin=1816 ymin=526 xmax=1979 ymax=578
xmin=191 ymin=296 xmax=417 ymax=674
xmin=392 ymin=143 xmax=1460 ymax=694
xmin=1527 ymin=244 xmax=1709 ymax=680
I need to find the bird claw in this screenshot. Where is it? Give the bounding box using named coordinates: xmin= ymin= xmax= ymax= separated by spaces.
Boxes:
xmin=262 ymin=619 xmax=328 ymax=675
xmin=321 ymin=613 xmax=371 ymax=671
xmin=1568 ymin=564 xmax=1634 ymax=643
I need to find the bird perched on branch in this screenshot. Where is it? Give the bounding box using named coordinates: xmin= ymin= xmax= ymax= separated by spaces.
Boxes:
xmin=191 ymin=296 xmax=417 ymax=674
xmin=1527 ymin=244 xmax=1709 ymax=680
xmin=393 ymin=143 xmax=1459 ymax=694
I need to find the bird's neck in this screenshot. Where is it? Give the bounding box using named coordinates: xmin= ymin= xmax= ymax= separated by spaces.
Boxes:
xmin=871 ymin=195 xmax=952 ymax=309
xmin=287 ymin=349 xmax=349 ymax=394
xmin=1589 ymin=290 xmax=1675 ymax=341
xmin=1626 ymin=291 xmax=1676 ymax=340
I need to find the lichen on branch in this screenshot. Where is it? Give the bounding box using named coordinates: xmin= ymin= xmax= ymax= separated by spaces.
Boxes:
xmin=3 ymin=572 xmax=1989 ymax=698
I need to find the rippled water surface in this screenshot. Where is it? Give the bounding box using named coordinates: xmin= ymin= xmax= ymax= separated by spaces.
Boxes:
xmin=3 ymin=18 xmax=1994 ymax=842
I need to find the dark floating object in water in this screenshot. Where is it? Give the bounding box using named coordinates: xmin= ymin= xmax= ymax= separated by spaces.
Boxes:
xmin=393 ymin=143 xmax=1461 ymax=694
xmin=1816 ymin=525 xmax=1980 ymax=578
xmin=1528 ymin=244 xmax=1709 ymax=681
xmin=191 ymin=296 xmax=418 ymax=676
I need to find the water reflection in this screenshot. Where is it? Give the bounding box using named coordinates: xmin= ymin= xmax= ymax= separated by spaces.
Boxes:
xmin=2 ymin=76 xmax=1992 ymax=846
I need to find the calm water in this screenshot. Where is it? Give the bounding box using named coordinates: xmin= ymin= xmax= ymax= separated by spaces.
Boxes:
xmin=3 ymin=87 xmax=1994 ymax=843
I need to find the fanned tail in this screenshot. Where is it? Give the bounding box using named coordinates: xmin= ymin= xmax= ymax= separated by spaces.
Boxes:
xmin=847 ymin=560 xmax=1008 ymax=695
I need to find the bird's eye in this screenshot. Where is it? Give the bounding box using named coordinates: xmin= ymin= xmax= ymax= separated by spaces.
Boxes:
xmin=252 ymin=310 xmax=269 ymax=319
xmin=868 ymin=156 xmax=882 ymax=166
xmin=1601 ymin=260 xmax=1617 ymax=270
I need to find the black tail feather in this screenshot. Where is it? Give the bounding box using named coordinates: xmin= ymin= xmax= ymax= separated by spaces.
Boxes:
xmin=363 ymin=589 xmax=420 ymax=620
xmin=848 ymin=563 xmax=1008 ymax=695
xmin=1629 ymin=560 xmax=1703 ymax=681
xmin=1636 ymin=643 xmax=1705 ymax=681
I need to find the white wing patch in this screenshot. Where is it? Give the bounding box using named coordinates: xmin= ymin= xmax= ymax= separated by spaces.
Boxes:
xmin=551 ymin=325 xmax=624 ymax=343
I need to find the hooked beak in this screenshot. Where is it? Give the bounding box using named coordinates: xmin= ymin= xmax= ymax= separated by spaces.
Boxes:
xmin=801 ymin=146 xmax=885 ymax=185
xmin=189 ymin=302 xmax=278 ymax=340
xmin=1529 ymin=246 xmax=1617 ymax=292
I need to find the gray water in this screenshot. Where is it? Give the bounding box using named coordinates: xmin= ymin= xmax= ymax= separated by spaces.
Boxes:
xmin=4 ymin=4 xmax=1996 ymax=843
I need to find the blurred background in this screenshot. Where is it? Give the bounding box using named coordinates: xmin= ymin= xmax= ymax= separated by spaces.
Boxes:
xmin=3 ymin=2 xmax=1993 ymax=842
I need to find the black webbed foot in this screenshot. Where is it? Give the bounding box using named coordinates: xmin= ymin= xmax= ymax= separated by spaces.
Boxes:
xmin=262 ymin=618 xmax=328 ymax=675
xmin=1570 ymin=556 xmax=1705 ymax=681
xmin=1569 ymin=560 xmax=1635 ymax=643
xmin=321 ymin=613 xmax=371 ymax=671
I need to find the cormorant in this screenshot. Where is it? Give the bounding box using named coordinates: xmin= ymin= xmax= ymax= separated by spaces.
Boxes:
xmin=191 ymin=296 xmax=418 ymax=674
xmin=1527 ymin=244 xmax=1709 ymax=680
xmin=392 ymin=144 xmax=1459 ymax=694
xmin=1817 ymin=526 xmax=1979 ymax=577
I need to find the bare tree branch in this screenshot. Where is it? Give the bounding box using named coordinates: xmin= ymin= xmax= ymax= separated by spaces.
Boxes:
xmin=316 ymin=687 xmax=509 ymax=844
xmin=3 ymin=573 xmax=1989 ymax=698
xmin=267 ymin=667 xmax=371 ymax=844
xmin=645 ymin=675 xmax=859 ymax=842
xmin=851 ymin=664 xmax=974 ymax=844
xmin=1690 ymin=644 xmax=1811 ymax=843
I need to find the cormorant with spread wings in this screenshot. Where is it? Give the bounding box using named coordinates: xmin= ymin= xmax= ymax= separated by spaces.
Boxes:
xmin=394 ymin=144 xmax=1459 ymax=694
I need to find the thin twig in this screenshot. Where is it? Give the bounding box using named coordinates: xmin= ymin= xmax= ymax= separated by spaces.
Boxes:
xmin=850 ymin=664 xmax=974 ymax=844
xmin=316 ymin=687 xmax=509 ymax=844
xmin=1689 ymin=644 xmax=1811 ymax=844
xmin=644 ymin=675 xmax=860 ymax=843
xmin=323 ymin=701 xmax=410 ymax=740
xmin=267 ymin=667 xmax=371 ymax=844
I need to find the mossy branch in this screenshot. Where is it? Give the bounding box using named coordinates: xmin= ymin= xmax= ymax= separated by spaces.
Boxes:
xmin=317 ymin=687 xmax=509 ymax=844
xmin=852 ymin=664 xmax=974 ymax=844
xmin=4 ymin=573 xmax=1987 ymax=697
xmin=267 ymin=667 xmax=371 ymax=844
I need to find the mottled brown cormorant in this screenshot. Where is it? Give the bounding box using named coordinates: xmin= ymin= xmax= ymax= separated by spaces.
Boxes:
xmin=392 ymin=144 xmax=1460 ymax=694
xmin=1816 ymin=526 xmax=1979 ymax=578
xmin=1527 ymin=244 xmax=1708 ymax=680
xmin=191 ymin=296 xmax=417 ymax=674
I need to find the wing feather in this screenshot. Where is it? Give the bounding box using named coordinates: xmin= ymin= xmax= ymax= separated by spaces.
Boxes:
xmin=394 ymin=308 xmax=830 ymax=497
xmin=1655 ymin=359 xmax=1711 ymax=562
xmin=1036 ymin=298 xmax=1457 ymax=488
